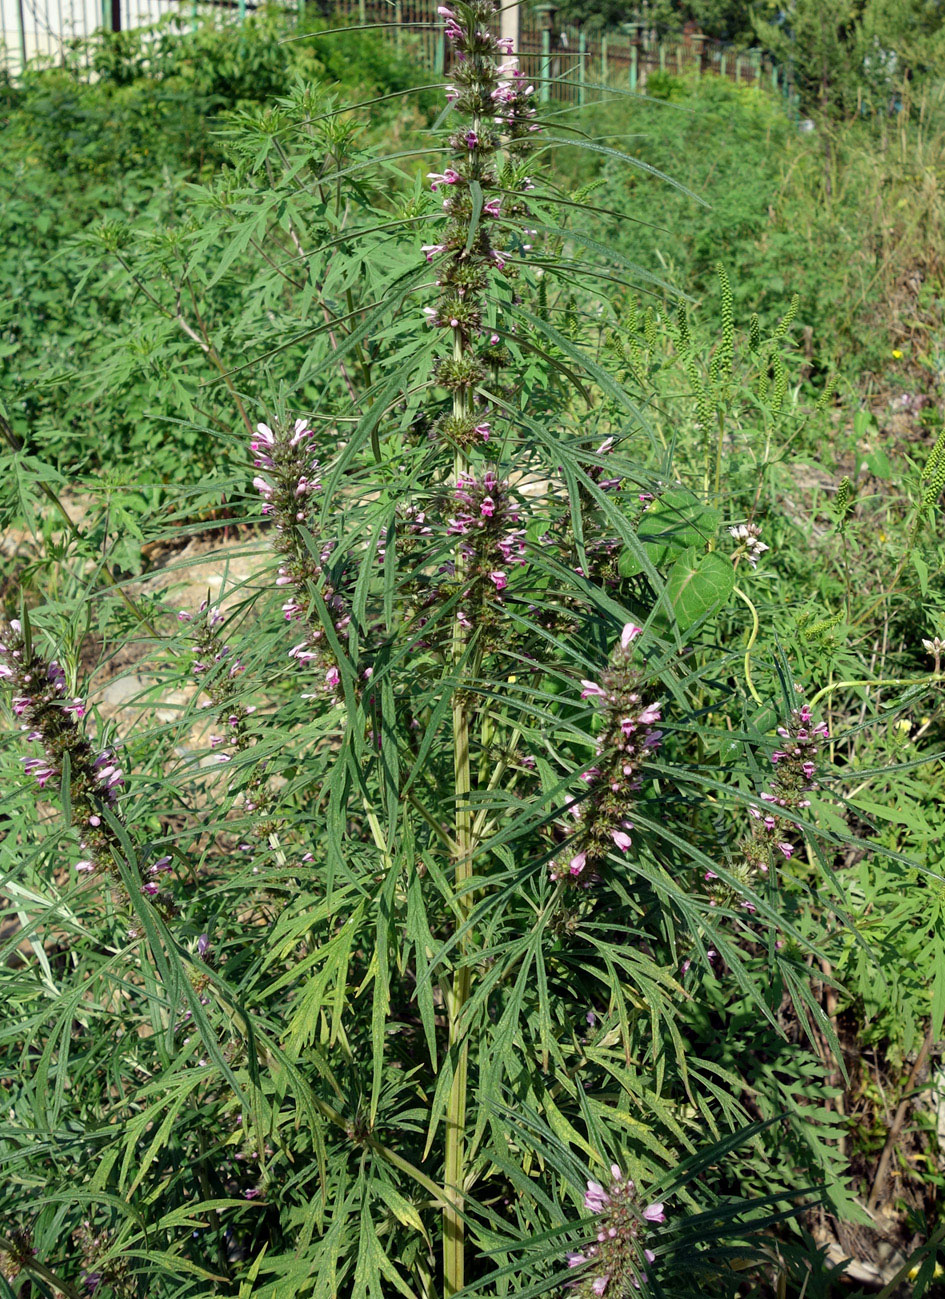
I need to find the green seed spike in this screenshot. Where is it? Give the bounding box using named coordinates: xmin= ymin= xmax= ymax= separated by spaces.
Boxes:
xmin=774 ymin=293 xmax=800 ymax=340
xmin=748 ymin=313 xmax=760 ymax=354
xmin=834 ymin=476 xmax=854 ymax=531
xmin=922 ymin=427 xmax=945 ymax=481
xmin=537 ymin=274 xmax=548 ymax=323
xmin=644 ymin=311 xmax=658 ymax=351
xmin=804 ymin=611 xmax=844 ymax=641
xmin=771 ymin=353 xmax=788 ymax=413
xmin=676 ymin=300 xmax=690 ymax=351
xmin=687 ymin=357 xmax=714 ymax=430
xmin=922 ymin=455 xmax=945 ymax=509
xmin=716 ymin=262 xmax=734 ymax=378
xmin=816 ymin=372 xmax=837 ymax=412
xmin=605 ymin=330 xmax=627 ymax=364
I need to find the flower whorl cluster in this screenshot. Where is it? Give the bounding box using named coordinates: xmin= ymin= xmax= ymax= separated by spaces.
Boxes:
xmin=74 ymin=1221 xmax=135 ymax=1298
xmin=426 ymin=0 xmax=540 ymax=448
xmin=567 ymin=1168 xmax=666 ymax=1295
xmin=551 ymin=625 xmax=662 ymax=884
xmin=250 ymin=420 xmax=345 ymax=698
xmin=177 ymin=603 xmax=253 ymax=761
xmin=0 ymin=621 xmax=174 ymax=919
xmin=177 ymin=602 xmax=294 ymax=857
xmin=448 ymin=472 xmax=526 ymax=627
xmin=704 ymin=703 xmax=829 ymax=915
xmin=0 ymin=1227 xmax=33 ymax=1286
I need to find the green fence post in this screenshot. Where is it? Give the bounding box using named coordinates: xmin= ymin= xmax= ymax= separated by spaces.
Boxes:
xmin=720 ymin=50 xmax=727 ymax=77
xmin=358 ymin=0 xmax=366 ymax=22
xmin=16 ymin=0 xmax=28 ymax=67
xmin=771 ymin=62 xmax=778 ymax=92
xmin=600 ymin=34 xmax=607 ymax=84
xmin=630 ymin=41 xmax=637 ymax=92
xmin=675 ymin=44 xmax=681 ymax=74
xmin=578 ymin=29 xmax=586 ymax=104
xmin=658 ymin=41 xmax=664 ymax=72
xmin=536 ymin=3 xmax=554 ymax=103
xmin=735 ymin=54 xmax=742 ymax=83
xmin=395 ymin=0 xmax=402 ymax=50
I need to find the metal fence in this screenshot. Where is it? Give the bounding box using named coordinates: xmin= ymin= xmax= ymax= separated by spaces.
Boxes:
xmin=1 ymin=0 xmax=783 ymax=100
xmin=330 ymin=0 xmax=783 ymax=104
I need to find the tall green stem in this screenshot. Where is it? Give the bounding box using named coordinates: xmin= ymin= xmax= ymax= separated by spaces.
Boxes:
xmin=443 ymin=330 xmax=474 ymax=1297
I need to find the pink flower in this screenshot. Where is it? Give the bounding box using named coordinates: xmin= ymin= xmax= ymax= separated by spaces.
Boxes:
xmin=621 ymin=623 xmax=643 ymax=649
xmin=569 ymin=851 xmax=587 ymax=876
xmin=637 ymin=703 xmax=661 ymax=726
xmin=611 ymin=829 xmax=632 ymax=853
xmin=490 ymin=571 xmax=508 ymax=591
xmin=584 ymin=1180 xmax=609 ymax=1214
xmin=643 ymin=1202 xmax=665 ymax=1224
xmin=289 ymin=643 xmax=317 ymax=664
xmin=778 ymin=842 xmax=794 ymax=859
xmin=580 ymin=680 xmax=607 ymax=700
xmin=75 ymin=860 xmax=94 ymax=872
xmin=325 ymin=666 xmax=341 ymax=689
xmin=427 ymin=168 xmax=460 ymax=191
xmin=592 ymin=1278 xmax=609 ymax=1296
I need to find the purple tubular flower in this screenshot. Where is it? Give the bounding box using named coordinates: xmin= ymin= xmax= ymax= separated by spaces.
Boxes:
xmin=581 ymin=680 xmax=608 ymax=700
xmin=584 ymin=1180 xmax=610 ymax=1214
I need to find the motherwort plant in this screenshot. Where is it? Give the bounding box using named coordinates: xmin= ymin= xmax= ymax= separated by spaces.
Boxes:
xmin=0 ymin=6 xmax=864 ymax=1298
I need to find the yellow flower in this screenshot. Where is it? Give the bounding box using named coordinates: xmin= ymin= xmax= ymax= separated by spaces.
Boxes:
xmin=908 ymin=1261 xmax=944 ymax=1280
xmin=892 ymin=348 xmax=903 ymax=359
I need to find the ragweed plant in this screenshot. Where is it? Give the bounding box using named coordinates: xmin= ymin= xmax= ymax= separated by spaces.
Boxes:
xmin=4 ymin=10 xmax=935 ymax=1299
